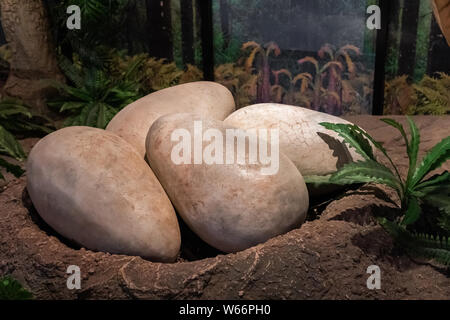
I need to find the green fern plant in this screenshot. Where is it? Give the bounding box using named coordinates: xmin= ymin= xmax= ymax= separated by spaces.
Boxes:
xmin=0 ymin=276 xmax=32 ymax=300
xmin=0 ymin=98 xmax=38 ymax=180
xmin=0 ymin=97 xmax=54 ymax=135
xmin=111 ymin=52 xmax=204 ymax=94
xmin=412 ymin=73 xmax=450 ymax=115
xmin=49 ymin=58 xmax=142 ymax=129
xmin=215 ymin=63 xmax=258 ymax=109
xmin=0 ymin=125 xmax=25 ymax=180
xmin=384 ymin=73 xmax=450 ymax=116
xmin=313 ymin=117 xmax=449 ymax=226
xmin=48 ymin=0 xmax=129 ymax=68
xmin=379 ymin=218 xmax=450 ymax=266
xmin=305 ymin=117 xmax=449 ymax=264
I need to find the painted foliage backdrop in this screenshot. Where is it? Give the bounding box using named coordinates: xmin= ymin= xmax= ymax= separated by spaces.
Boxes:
xmin=0 ymin=0 xmax=448 ymax=121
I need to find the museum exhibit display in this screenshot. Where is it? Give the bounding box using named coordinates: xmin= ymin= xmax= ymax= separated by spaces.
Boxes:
xmin=0 ymin=0 xmax=449 ymax=303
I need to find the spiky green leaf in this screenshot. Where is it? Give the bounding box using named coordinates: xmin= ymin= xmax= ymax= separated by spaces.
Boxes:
xmin=380 ymin=118 xmax=409 ymax=149
xmin=96 ymin=103 xmax=107 ymax=129
xmin=379 ymin=218 xmax=450 ymax=266
xmin=0 ymin=125 xmax=26 ymax=161
xmin=349 ymin=123 xmax=404 ymax=185
xmin=0 ymin=158 xmax=24 ymax=179
xmin=303 ymin=175 xmax=332 ymax=185
xmin=0 ymin=276 xmax=33 ymax=300
xmin=303 ymin=174 xmax=363 ymax=186
xmin=58 ymin=55 xmax=84 ymax=88
xmin=414 ymin=171 xmax=450 ymax=193
xmin=411 ymin=136 xmax=450 ymax=186
xmin=60 ymin=102 xmax=85 ymax=112
xmin=0 ymin=98 xmax=32 ymax=119
xmin=405 ymin=116 xmax=420 ymax=185
xmin=329 ymin=160 xmax=401 ymax=194
xmin=424 ymin=193 xmax=450 ymax=215
xmin=401 ymin=196 xmax=421 ymax=226
xmin=319 ymin=122 xmax=375 ymax=161
xmin=0 ymin=98 xmax=53 ymax=135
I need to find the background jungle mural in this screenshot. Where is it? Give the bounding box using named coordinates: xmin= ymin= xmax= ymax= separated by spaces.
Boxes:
xmin=0 ymin=0 xmax=449 ymax=299
xmin=212 ymin=0 xmax=377 ymax=115
xmin=0 ymin=0 xmax=448 ymax=131
xmin=384 ymin=0 xmax=450 ymax=115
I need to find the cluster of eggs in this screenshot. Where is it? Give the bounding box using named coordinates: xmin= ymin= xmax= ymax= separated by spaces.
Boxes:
xmin=27 ymin=82 xmax=361 ymax=262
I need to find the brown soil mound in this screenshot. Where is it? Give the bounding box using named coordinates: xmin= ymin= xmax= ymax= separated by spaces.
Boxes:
xmin=0 ymin=116 xmax=449 ymax=300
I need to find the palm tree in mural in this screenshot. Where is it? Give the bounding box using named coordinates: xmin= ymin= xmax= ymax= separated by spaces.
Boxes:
xmin=297 ymin=56 xmax=338 ymax=113
xmin=242 ymin=41 xmax=281 ymax=103
xmin=298 ymin=44 xmax=360 ymax=115
xmin=271 ymin=69 xmax=313 ymax=106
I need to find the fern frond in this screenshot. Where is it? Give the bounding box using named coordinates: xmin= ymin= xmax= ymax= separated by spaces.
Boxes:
xmin=330 ymin=160 xmax=402 ymax=195
xmin=405 ymin=116 xmax=420 ymax=186
xmin=303 ymin=174 xmax=359 ymax=186
xmin=0 ymin=158 xmax=24 ymax=180
xmin=0 ymin=98 xmax=32 ymax=119
xmin=58 ymin=55 xmax=83 ymax=88
xmin=412 ymin=136 xmax=450 ymax=186
xmin=380 ymin=218 xmax=450 ymax=266
xmin=319 ymin=122 xmax=375 ymax=161
xmin=414 ymin=171 xmax=450 ymax=193
xmin=402 ymin=196 xmax=421 ymax=225
xmin=0 ymin=125 xmax=26 ymax=161
xmin=0 ymin=276 xmax=33 ymax=300
xmin=380 ymin=118 xmax=410 ymax=154
xmin=349 ymin=122 xmax=403 ymax=184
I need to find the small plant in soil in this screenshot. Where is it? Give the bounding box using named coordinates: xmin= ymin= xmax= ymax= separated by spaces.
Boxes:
xmin=48 ymin=56 xmax=143 ymax=129
xmin=0 ymin=97 xmax=48 ymax=180
xmin=0 ymin=276 xmax=32 ymax=300
xmin=305 ymin=117 xmax=450 ymax=266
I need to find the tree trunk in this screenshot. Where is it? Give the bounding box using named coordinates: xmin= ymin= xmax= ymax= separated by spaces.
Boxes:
xmin=199 ymin=0 xmax=213 ymax=80
xmin=193 ymin=0 xmax=202 ymax=66
xmin=180 ymin=0 xmax=194 ymax=66
xmin=219 ymin=0 xmax=230 ymax=50
xmin=146 ymin=0 xmax=173 ymax=60
xmin=325 ymin=66 xmax=341 ymax=115
xmin=389 ymin=0 xmax=402 ymax=43
xmin=397 ymin=0 xmax=421 ymax=79
xmin=0 ymin=0 xmax=63 ymax=112
xmin=385 ymin=0 xmax=402 ymax=77
xmin=257 ymin=56 xmax=271 ymax=103
xmin=427 ymin=14 xmax=450 ymax=75
xmin=126 ymin=0 xmax=149 ymax=55
xmin=312 ymin=75 xmax=321 ymax=111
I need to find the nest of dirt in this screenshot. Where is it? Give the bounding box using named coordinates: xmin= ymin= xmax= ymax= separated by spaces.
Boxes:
xmin=0 ymin=116 xmax=449 ymax=299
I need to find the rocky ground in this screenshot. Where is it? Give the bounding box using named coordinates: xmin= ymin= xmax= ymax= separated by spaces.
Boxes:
xmin=0 ymin=115 xmax=449 ymax=299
